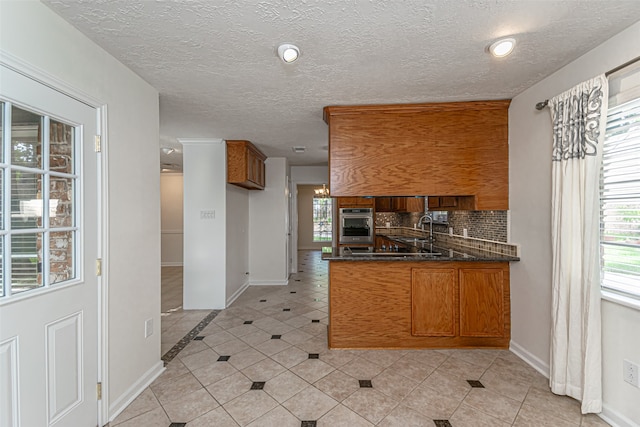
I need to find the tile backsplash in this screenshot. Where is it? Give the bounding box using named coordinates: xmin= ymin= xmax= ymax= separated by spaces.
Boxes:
xmin=375 ymin=210 xmax=509 ymax=243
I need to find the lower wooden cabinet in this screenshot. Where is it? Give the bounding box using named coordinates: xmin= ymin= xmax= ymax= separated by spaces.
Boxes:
xmin=411 ymin=269 xmax=456 ymax=336
xmin=328 ymin=260 xmax=510 ymax=349
xmin=410 ymin=265 xmax=509 ymax=341
xmin=459 ymin=268 xmax=505 ymax=337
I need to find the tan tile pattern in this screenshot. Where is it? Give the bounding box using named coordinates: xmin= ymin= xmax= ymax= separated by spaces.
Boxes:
xmin=112 ymin=252 xmax=611 ymax=426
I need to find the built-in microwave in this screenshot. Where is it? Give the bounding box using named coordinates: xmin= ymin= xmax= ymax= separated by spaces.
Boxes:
xmin=339 ymin=208 xmax=374 ymax=244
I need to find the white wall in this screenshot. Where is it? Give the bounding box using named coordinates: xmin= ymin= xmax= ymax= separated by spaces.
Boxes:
xmin=226 ymin=184 xmax=250 ymax=304
xmin=160 ymin=173 xmax=184 ymax=266
xmin=181 ymin=139 xmax=227 ymax=309
xmin=0 ymin=1 xmax=162 ymax=419
xmin=291 ymin=165 xmax=328 ymax=183
xmin=249 ymin=158 xmax=290 ymax=285
xmin=509 ymin=21 xmax=640 ymax=426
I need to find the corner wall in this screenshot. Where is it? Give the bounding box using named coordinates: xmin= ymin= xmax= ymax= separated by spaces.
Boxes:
xmin=509 ymin=21 xmax=640 ymax=426
xmin=249 ymin=158 xmax=290 ymax=285
xmin=226 ymin=184 xmax=250 ymax=304
xmin=181 ymin=139 xmax=227 ymax=310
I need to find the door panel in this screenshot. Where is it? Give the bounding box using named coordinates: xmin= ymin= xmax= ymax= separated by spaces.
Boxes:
xmin=0 ymin=65 xmax=99 ymax=427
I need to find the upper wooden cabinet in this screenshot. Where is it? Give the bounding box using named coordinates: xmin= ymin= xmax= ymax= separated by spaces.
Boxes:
xmin=323 ymin=100 xmax=510 ymax=210
xmin=335 ymin=197 xmax=374 ymax=208
xmin=226 ymin=140 xmax=267 ymax=190
xmin=427 ymin=196 xmax=475 ymax=211
xmin=376 ymin=197 xmax=425 ymax=212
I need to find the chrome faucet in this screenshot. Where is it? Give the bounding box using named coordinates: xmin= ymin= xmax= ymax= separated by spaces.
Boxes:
xmin=417 ymin=213 xmax=435 ymax=243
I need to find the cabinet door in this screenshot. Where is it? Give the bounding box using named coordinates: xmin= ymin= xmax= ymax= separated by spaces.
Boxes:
xmin=405 ymin=197 xmax=425 ymax=212
xmin=459 ymin=268 xmax=505 ymax=337
xmin=411 ymin=268 xmax=456 ymax=336
xmin=440 ymin=196 xmax=458 ymax=208
xmin=358 ymin=198 xmax=374 ymax=207
xmin=338 ymin=197 xmax=374 ymax=208
xmin=392 ymin=197 xmax=407 ymax=211
xmin=337 ymin=197 xmax=359 ymax=208
xmin=375 ymin=197 xmax=393 ymax=212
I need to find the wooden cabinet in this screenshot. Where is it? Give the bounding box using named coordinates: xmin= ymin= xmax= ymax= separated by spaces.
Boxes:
xmin=376 ymin=197 xmax=424 ymax=212
xmin=324 ymin=100 xmax=510 ymax=210
xmin=328 ymin=260 xmax=510 ymax=349
xmin=459 ymin=268 xmax=505 ymax=337
xmin=226 ymin=140 xmax=267 ymax=190
xmin=375 ymin=197 xmax=393 ymax=212
xmin=410 ymin=266 xmax=508 ymax=341
xmin=427 ymin=196 xmax=475 ymax=210
xmin=336 ymin=197 xmax=374 ymax=208
xmin=411 ymin=269 xmax=456 ymax=336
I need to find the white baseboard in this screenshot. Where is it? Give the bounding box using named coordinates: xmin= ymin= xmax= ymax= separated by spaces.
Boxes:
xmin=108 ymin=360 xmax=165 ymax=422
xmin=509 ymin=341 xmax=639 ymax=427
xmin=161 ymin=262 xmax=183 ymax=267
xmin=509 ymin=340 xmax=550 ymax=378
xmin=600 ymin=404 xmax=640 ymax=427
xmin=226 ymin=281 xmax=250 ymax=307
xmin=249 ymin=279 xmax=289 ymax=286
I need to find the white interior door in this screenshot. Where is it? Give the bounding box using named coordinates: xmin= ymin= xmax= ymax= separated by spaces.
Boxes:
xmin=0 ymin=65 xmax=99 ymax=427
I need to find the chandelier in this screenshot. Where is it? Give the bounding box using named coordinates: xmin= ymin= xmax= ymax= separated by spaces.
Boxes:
xmin=314 ymin=184 xmax=330 ymax=198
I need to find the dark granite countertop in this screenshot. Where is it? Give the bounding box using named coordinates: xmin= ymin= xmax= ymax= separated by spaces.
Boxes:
xmin=322 ymin=234 xmax=520 ymax=262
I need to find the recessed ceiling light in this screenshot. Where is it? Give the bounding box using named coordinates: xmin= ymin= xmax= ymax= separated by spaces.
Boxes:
xmin=278 ymin=43 xmax=300 ymax=63
xmin=292 ymin=146 xmax=306 ymax=153
xmin=489 ymin=37 xmax=516 ymax=58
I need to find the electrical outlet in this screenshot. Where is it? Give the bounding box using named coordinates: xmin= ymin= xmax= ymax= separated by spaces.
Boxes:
xmin=145 ymin=318 xmax=154 ymax=338
xmin=623 ymin=359 xmax=639 ymax=387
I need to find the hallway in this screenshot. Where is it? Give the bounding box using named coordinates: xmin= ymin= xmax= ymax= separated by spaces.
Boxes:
xmin=110 ymin=251 xmax=609 ymax=426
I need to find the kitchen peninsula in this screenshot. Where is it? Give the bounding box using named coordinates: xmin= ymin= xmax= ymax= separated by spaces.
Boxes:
xmin=323 ymin=228 xmax=519 ymax=350
xmin=322 ymin=100 xmax=519 ymax=350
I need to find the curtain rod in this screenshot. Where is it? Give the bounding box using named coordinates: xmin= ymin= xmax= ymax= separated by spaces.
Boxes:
xmin=534 ymin=55 xmax=640 ymax=110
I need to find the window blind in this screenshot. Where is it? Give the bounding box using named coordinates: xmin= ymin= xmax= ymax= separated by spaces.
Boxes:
xmin=600 ymin=95 xmax=640 ymax=298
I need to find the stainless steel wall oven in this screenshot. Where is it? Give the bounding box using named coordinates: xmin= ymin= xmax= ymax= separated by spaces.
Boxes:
xmin=339 ymin=208 xmax=374 ymax=244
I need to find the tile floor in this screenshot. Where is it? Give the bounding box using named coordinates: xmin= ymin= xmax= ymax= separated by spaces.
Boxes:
xmin=110 ymin=251 xmax=610 ymax=427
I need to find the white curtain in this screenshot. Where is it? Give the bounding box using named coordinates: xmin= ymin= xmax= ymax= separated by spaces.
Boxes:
xmin=549 ymin=74 xmax=608 ymax=414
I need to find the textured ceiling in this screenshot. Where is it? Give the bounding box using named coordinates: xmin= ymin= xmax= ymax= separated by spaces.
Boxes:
xmin=43 ymin=0 xmax=640 ymax=171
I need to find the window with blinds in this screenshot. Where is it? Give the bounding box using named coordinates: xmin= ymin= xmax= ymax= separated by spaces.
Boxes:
xmin=601 ymin=65 xmax=640 ymax=299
